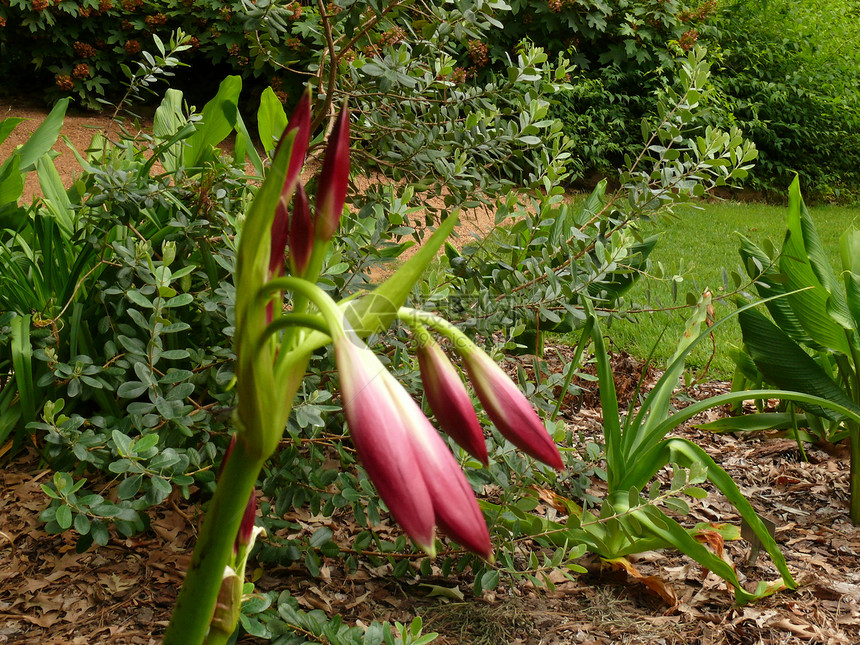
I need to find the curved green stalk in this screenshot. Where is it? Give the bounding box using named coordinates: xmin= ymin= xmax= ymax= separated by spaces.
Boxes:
xmin=164 ymin=432 xmax=265 ymax=645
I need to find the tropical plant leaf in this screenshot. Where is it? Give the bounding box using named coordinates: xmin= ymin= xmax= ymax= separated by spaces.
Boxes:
xmin=186 ymin=76 xmax=242 ymax=169
xmin=617 ymin=437 xmax=795 ymax=598
xmin=839 ymin=228 xmax=860 ymax=338
xmin=257 ymin=87 xmax=288 ymax=157
xmin=10 ymin=97 xmax=68 ymax=173
xmin=738 ymin=233 xmax=815 ymax=348
xmin=780 ymin=178 xmax=851 ymax=354
xmin=0 ymin=117 xmax=25 ymax=147
xmin=739 ymin=306 xmax=859 ymax=421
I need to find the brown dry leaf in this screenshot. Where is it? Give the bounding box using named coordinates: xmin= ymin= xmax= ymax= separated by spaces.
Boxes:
xmin=769 ymin=616 xmax=823 ymax=640
xmin=694 ymin=529 xmax=726 ymax=558
xmin=604 ymin=557 xmax=678 ymax=609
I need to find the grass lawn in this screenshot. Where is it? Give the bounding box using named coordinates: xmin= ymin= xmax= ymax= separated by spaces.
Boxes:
xmin=599 ymin=199 xmax=860 ymax=380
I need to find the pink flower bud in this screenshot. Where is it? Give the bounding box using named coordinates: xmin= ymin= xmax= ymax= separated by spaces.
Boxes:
xmin=335 ymin=335 xmax=436 ymax=554
xmin=269 ymin=90 xmax=312 ymax=281
xmin=235 ymin=492 xmax=257 ymax=555
xmin=314 ymin=108 xmax=350 ymax=243
xmin=335 ymin=334 xmax=492 ymax=559
xmin=384 ymin=368 xmax=492 ymax=559
xmin=284 ymin=89 xmax=311 ymax=194
xmin=461 ymin=349 xmax=564 ymax=471
xmin=289 ymin=184 xmax=313 ymax=277
xmin=417 ymin=339 xmax=488 ymax=465
xmin=268 ymin=197 xmax=289 ymax=280
xmin=273 ymin=88 xmax=311 ymax=197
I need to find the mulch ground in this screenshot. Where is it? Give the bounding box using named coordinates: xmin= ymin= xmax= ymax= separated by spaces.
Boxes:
xmin=2 ymin=350 xmax=859 ymax=644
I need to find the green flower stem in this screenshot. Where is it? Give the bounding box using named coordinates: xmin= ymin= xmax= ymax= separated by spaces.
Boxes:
xmin=258 ymin=276 xmax=346 ymax=340
xmin=259 ymin=313 xmax=331 ymax=348
xmin=397 ymin=307 xmax=475 ymax=354
xmin=164 ymin=432 xmax=265 ymax=645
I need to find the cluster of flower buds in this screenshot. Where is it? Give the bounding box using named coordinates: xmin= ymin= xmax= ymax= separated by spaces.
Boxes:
xmin=250 ymin=91 xmax=564 ymax=562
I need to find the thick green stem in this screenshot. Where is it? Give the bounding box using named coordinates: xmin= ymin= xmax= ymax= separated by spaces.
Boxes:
xmin=850 ymin=421 xmax=860 ymax=525
xmin=164 ymin=435 xmax=266 ymax=644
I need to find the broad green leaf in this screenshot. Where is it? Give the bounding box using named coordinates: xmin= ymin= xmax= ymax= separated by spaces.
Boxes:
xmin=257 ymin=87 xmax=288 ymax=156
xmin=0 ymin=154 xmax=23 ymax=208
xmin=56 ymin=504 xmax=73 ymax=530
xmin=186 ymin=76 xmax=242 ymax=169
xmin=153 ymin=88 xmax=187 ymax=173
xmin=739 ymin=307 xmax=859 ymax=421
xmin=13 ymin=98 xmax=69 ymax=173
xmin=234 ymin=109 xmax=263 ymax=176
xmin=839 ymin=228 xmax=860 ymax=336
xmin=738 ymin=234 xmax=815 ymax=348
xmin=0 ymin=117 xmax=25 ymax=147
xmin=780 ymin=178 xmax=851 ymax=354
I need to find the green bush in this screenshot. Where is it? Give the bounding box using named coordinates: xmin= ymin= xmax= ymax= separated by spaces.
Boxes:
xmin=705 ymin=0 xmax=860 ymax=197
xmin=0 ymin=0 xmax=266 ymax=107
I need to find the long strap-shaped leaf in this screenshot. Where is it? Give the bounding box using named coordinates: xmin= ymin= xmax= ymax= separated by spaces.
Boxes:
xmin=840 ymin=229 xmax=860 ymax=343
xmin=618 ymin=437 xmax=796 ymax=596
xmin=623 ymin=291 xmax=711 ymax=459
xmin=633 ymin=388 xmax=860 ymax=477
xmin=585 ymin=304 xmax=623 ymax=490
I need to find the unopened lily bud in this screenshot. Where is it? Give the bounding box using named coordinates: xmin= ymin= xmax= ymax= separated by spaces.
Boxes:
xmin=275 ymin=88 xmax=312 ymax=198
xmin=268 ymin=90 xmax=312 ymax=279
xmin=314 ymin=108 xmax=350 ymax=243
xmin=269 ymin=198 xmax=289 ymax=280
xmin=460 ymin=348 xmax=564 ymax=470
xmin=335 ymin=332 xmax=492 ymax=559
xmin=289 ymin=184 xmax=313 ymax=277
xmin=334 ymin=334 xmax=436 ymax=554
xmin=416 ymin=338 xmax=488 ymax=465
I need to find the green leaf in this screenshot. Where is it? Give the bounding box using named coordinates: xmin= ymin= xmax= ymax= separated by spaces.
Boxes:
xmin=117 ymin=474 xmax=143 ymax=500
xmin=839 ymin=228 xmax=860 ymax=334
xmin=697 ymin=412 xmax=808 ymax=433
xmin=10 ymin=314 xmax=35 ymax=441
xmin=738 ymin=234 xmax=815 ymax=348
xmin=779 ymin=178 xmax=851 ymax=354
xmin=117 ymin=381 xmax=149 ymax=399
xmin=153 ymin=88 xmax=187 ymax=174
xmin=0 ymin=117 xmax=25 ymax=147
xmin=13 ymin=98 xmax=68 ymax=173
xmin=309 ymin=527 xmax=333 ymax=548
xmin=91 ymin=520 xmax=109 ymax=546
xmin=342 ymin=213 xmax=459 ymax=337
xmin=56 ymin=504 xmax=73 ymax=530
xmin=685 ymin=487 xmax=708 ymax=499
xmin=739 ymin=307 xmax=860 ymax=421
xmin=112 ymin=430 xmax=133 ymax=457
xmin=257 ymin=87 xmax=288 ymax=156
xmin=480 ymin=570 xmax=500 ymax=591
xmin=74 ymin=513 xmax=91 ymax=535
xmin=186 ymin=76 xmax=242 ymax=169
